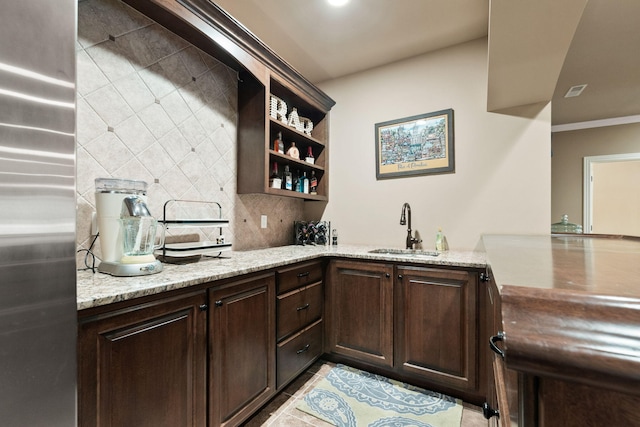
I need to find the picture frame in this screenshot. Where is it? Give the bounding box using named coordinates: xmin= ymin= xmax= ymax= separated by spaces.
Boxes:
xmin=375 ymin=109 xmax=454 ymax=179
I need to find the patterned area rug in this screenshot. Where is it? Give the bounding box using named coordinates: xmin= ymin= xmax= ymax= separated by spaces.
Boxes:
xmin=297 ymin=364 xmax=463 ymax=427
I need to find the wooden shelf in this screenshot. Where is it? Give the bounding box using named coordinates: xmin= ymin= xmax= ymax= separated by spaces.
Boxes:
xmin=270 ymin=118 xmax=325 ymax=148
xmin=266 ymin=187 xmax=327 ymax=201
xmin=268 ymin=150 xmax=325 ymax=172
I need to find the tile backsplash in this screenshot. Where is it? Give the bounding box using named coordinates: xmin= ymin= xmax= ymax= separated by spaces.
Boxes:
xmin=76 ymin=0 xmax=303 ymax=268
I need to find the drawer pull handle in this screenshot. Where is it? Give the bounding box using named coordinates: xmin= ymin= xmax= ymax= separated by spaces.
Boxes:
xmin=296 ymin=303 xmax=310 ymax=311
xmin=490 ymin=331 xmax=505 ymax=360
xmin=297 ymin=271 xmax=310 ymax=278
xmin=296 ymin=344 xmax=310 ymax=354
xmin=482 ymin=402 xmax=500 ymax=419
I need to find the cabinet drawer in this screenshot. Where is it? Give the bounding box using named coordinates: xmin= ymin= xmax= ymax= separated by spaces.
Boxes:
xmin=277 ymin=319 xmax=323 ymax=389
xmin=277 ymin=261 xmax=323 ymax=293
xmin=277 ymin=282 xmax=323 ymax=341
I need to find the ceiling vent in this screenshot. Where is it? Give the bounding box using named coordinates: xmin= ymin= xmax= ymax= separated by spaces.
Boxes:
xmin=564 ymin=84 xmax=588 ymax=98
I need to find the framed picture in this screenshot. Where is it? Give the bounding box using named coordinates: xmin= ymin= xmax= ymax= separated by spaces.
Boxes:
xmin=375 ymin=109 xmax=454 ymax=179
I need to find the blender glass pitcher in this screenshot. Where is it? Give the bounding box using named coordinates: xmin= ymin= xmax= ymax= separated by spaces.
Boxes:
xmin=121 ymin=216 xmax=163 ymax=257
xmin=119 ymin=195 xmax=164 ymax=263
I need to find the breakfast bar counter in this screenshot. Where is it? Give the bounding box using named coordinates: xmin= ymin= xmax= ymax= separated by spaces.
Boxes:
xmin=482 ymin=234 xmax=640 ymax=426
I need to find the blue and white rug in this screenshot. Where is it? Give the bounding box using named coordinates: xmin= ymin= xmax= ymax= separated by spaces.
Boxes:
xmin=296 ymin=364 xmax=463 ymax=427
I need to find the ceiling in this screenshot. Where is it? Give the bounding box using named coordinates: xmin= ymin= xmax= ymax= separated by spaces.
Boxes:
xmin=213 ymin=0 xmax=640 ymax=127
xmin=551 ymin=0 xmax=640 ymax=126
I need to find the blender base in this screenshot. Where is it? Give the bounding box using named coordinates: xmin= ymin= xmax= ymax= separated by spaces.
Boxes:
xmin=98 ymin=260 xmax=163 ymax=277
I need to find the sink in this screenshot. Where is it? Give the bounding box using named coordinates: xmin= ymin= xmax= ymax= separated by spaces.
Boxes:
xmin=368 ymin=248 xmax=439 ymax=257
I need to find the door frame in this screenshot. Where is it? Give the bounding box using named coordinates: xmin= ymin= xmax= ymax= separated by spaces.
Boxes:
xmin=583 ymin=152 xmax=640 ymax=233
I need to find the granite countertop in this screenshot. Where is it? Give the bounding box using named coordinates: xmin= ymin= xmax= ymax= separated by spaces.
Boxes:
xmin=77 ymin=244 xmax=486 ymax=311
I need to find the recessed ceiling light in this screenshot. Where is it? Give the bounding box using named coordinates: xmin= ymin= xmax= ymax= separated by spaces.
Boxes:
xmin=328 ymin=0 xmax=349 ymax=6
xmin=564 ymin=84 xmax=588 ymax=98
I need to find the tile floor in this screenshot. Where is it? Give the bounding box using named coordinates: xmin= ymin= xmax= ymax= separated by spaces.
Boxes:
xmin=241 ymin=360 xmax=487 ymax=426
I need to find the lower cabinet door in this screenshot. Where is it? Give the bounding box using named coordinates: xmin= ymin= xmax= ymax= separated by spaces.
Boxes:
xmin=78 ymin=290 xmax=207 ymax=427
xmin=277 ymin=319 xmax=323 ymax=388
xmin=209 ymin=273 xmax=276 ymax=427
xmin=396 ymin=266 xmax=478 ymax=392
xmin=326 ymin=260 xmax=394 ymax=368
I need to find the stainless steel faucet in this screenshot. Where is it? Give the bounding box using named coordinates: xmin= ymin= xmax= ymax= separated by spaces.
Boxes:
xmin=400 ymin=203 xmax=421 ymax=249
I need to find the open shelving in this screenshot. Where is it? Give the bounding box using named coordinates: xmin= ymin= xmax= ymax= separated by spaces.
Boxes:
xmin=238 ymin=74 xmax=333 ymax=201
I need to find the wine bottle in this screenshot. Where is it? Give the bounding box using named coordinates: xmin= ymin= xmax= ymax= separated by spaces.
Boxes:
xmin=269 ymin=162 xmax=282 ymax=189
xmin=284 ymin=165 xmax=293 ymax=190
xmin=286 ymin=141 xmax=300 ymax=159
xmin=309 ymin=170 xmax=318 ymax=195
xmin=305 ymin=146 xmax=314 ymax=164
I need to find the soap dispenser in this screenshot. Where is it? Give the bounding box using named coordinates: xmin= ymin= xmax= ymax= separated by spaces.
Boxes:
xmin=435 ymin=228 xmax=448 ymax=251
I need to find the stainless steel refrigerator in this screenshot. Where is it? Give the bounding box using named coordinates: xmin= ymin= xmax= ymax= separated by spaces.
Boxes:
xmin=0 ymin=1 xmax=77 ymax=426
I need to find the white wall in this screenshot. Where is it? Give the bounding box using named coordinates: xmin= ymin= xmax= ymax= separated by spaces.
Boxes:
xmin=313 ymin=38 xmax=551 ymax=251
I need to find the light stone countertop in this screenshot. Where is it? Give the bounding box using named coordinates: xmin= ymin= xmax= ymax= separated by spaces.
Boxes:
xmin=77 ymin=244 xmax=486 ymax=311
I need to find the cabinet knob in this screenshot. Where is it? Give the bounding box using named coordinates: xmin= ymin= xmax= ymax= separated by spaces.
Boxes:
xmin=297 ymin=271 xmax=310 ymax=278
xmin=490 ymin=331 xmax=506 ymax=360
xmin=199 ymin=304 xmax=208 ymax=311
xmin=397 ymin=274 xmax=403 ymax=279
xmin=214 ymin=300 xmax=223 ymax=307
xmin=385 ymin=273 xmax=390 ymax=278
xmin=482 ymin=402 xmax=500 ymax=419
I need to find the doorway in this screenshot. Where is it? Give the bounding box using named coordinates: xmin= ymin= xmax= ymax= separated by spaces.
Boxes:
xmin=583 ymin=153 xmax=640 ymax=235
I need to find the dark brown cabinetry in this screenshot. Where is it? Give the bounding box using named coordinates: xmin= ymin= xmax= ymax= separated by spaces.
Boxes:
xmin=483 ymin=271 xmax=514 ymax=427
xmin=209 ymin=273 xmax=276 ymax=427
xmin=396 ymin=266 xmax=478 ymax=392
xmin=325 ymin=260 xmax=483 ymax=401
xmin=275 ymin=260 xmax=324 ymax=388
xmin=78 ymin=255 xmax=486 ymax=427
xmin=78 ymin=290 xmax=207 ymax=427
xmin=78 ymin=273 xmax=276 ymax=427
xmin=326 ymin=260 xmax=394 ymax=368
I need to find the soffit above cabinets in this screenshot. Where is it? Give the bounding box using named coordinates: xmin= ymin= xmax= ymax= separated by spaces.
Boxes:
xmin=486 ymin=0 xmax=588 ymax=115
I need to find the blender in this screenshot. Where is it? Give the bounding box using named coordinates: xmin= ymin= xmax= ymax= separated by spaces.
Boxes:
xmin=95 ymin=178 xmax=163 ymax=276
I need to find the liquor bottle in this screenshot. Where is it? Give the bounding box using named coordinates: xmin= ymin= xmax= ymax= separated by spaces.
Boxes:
xmin=302 ymin=171 xmax=309 ymax=194
xmin=274 ymin=131 xmax=284 ymax=154
xmin=269 ymin=162 xmax=282 ymax=189
xmin=286 ymin=141 xmax=300 ymax=159
xmin=309 ymin=171 xmax=318 ymax=195
xmin=305 ymin=146 xmax=314 ymax=164
xmin=283 ymin=165 xmax=293 ymax=190
xmin=294 ymin=170 xmax=301 ymax=192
